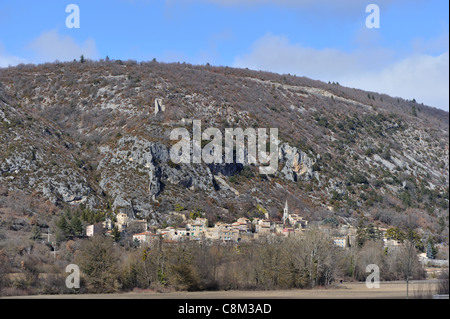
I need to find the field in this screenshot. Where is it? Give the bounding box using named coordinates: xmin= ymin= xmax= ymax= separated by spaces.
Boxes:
xmin=1 ymin=280 xmax=444 ymax=299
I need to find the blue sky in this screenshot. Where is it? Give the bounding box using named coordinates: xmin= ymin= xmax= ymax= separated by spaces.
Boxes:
xmin=0 ymin=0 xmax=448 ymax=110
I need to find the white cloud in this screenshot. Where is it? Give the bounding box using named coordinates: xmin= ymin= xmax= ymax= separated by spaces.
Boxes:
xmin=27 ymin=29 xmax=99 ymax=63
xmin=191 ymin=0 xmax=387 ymax=8
xmin=233 ymin=34 xmax=449 ymax=111
xmin=0 ymin=53 xmax=26 ymax=68
xmin=346 ymin=52 xmax=449 ymax=111
xmin=0 ymin=43 xmax=27 ymax=68
xmin=234 ymin=34 xmax=363 ymax=78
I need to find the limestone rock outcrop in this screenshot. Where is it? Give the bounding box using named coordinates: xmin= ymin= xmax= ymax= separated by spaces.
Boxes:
xmin=278 ymin=143 xmax=317 ymax=182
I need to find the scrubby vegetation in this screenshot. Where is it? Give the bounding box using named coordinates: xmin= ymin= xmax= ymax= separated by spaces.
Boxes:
xmin=0 ymin=59 xmax=448 ymax=296
xmin=0 ymin=227 xmax=431 ymax=296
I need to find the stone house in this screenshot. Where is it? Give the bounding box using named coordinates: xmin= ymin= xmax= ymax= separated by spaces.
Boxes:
xmin=333 ymin=236 xmax=349 ymax=249
xmin=133 ymin=232 xmax=159 ymax=245
xmin=86 ymin=223 xmax=104 ymax=237
xmin=187 ymin=218 xmax=208 ymax=239
xmin=116 ymin=213 xmax=129 ymax=231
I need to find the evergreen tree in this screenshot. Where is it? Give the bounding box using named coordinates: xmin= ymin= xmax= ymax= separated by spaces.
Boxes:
xmin=56 ymin=215 xmax=69 ymax=234
xmin=70 ymin=215 xmax=83 ymax=236
xmin=111 ymin=226 xmax=121 ymax=243
xmin=30 ymin=225 xmax=42 ymax=241
xmin=386 ymin=227 xmax=405 ymax=242
xmin=412 ymin=105 xmax=418 ymax=117
xmin=426 ymin=239 xmax=437 ymax=259
xmin=356 ymin=219 xmax=367 ymax=247
xmin=366 ymin=223 xmax=381 ymax=241
xmin=82 ymin=208 xmax=94 ymax=224
xmin=56 ymin=215 xmax=71 ymax=242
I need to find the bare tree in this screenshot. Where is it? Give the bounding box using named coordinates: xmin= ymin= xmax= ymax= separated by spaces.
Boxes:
xmin=436 ymin=269 xmax=449 ymax=295
xmin=299 ymin=228 xmax=336 ymax=288
xmin=396 ymin=230 xmax=424 ymax=299
xmin=355 ymin=241 xmax=386 ymax=281
xmin=75 ymin=236 xmax=121 ymax=293
xmin=0 ymin=249 xmax=10 ymax=296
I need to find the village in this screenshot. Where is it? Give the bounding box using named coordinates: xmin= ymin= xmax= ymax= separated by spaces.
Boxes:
xmin=84 ymin=200 xmax=422 ymax=254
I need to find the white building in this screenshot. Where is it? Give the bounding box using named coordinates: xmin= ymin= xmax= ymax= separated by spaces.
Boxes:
xmin=116 ymin=213 xmax=129 ymax=231
xmin=187 ymin=218 xmax=208 ymax=239
xmin=133 ymin=232 xmax=159 ymax=245
xmin=86 ymin=223 xmax=104 ymax=237
xmin=333 ymin=236 xmax=349 ymax=249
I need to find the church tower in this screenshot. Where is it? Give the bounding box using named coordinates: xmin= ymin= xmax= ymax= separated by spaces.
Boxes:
xmin=282 ymin=200 xmax=289 ymax=226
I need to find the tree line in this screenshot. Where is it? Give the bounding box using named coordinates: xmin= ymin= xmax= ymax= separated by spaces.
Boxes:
xmin=0 ymin=225 xmax=433 ymax=296
xmin=74 ymin=228 xmax=340 ymax=293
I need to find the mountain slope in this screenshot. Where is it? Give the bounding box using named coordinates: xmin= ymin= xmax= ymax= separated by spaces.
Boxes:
xmin=0 ymin=60 xmax=448 ymax=237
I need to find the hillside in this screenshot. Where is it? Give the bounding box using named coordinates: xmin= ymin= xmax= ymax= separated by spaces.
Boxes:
xmin=0 ymin=59 xmax=448 ymax=241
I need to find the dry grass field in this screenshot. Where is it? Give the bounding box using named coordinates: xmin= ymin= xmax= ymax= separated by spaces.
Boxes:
xmin=2 ymin=280 xmax=443 ymax=299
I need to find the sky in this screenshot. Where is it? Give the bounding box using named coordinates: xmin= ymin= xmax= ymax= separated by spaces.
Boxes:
xmin=0 ymin=0 xmax=448 ymax=111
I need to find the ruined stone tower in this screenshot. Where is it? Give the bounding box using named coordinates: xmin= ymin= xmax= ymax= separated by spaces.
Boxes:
xmin=155 ymin=98 xmax=165 ymax=115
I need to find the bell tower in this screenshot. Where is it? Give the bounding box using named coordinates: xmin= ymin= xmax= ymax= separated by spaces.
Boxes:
xmin=282 ymin=200 xmax=289 ymax=226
